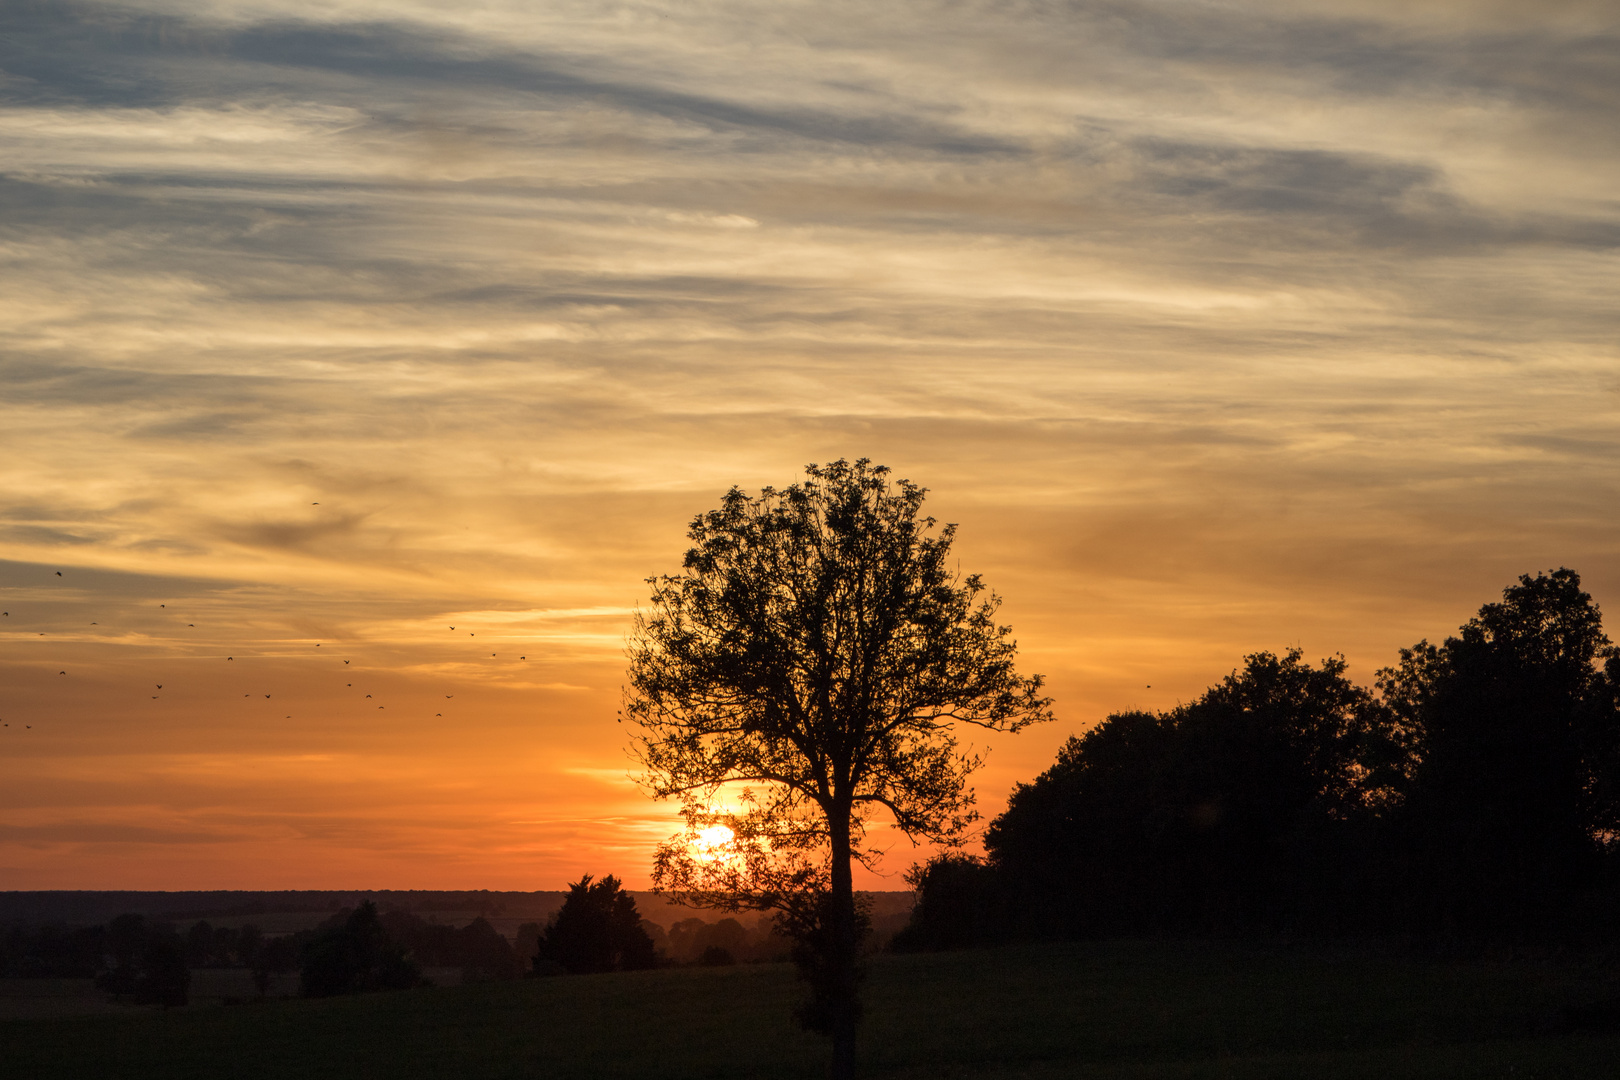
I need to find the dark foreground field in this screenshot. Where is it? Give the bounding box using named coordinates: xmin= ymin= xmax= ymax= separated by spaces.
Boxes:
xmin=7 ymin=940 xmax=1620 ymax=1079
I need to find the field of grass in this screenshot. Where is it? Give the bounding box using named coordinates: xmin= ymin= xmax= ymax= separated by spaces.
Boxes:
xmin=6 ymin=940 xmax=1620 ymax=1078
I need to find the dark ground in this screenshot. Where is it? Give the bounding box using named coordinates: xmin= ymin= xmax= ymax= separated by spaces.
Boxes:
xmin=6 ymin=939 xmax=1620 ymax=1078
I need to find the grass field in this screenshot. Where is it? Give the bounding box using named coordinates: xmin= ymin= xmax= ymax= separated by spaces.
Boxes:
xmin=6 ymin=940 xmax=1620 ymax=1078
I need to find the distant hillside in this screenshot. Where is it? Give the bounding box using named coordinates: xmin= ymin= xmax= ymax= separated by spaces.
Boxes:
xmin=0 ymin=890 xmax=915 ymax=931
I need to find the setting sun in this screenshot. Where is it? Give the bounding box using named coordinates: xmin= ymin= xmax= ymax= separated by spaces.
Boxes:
xmin=693 ymin=825 xmax=736 ymax=857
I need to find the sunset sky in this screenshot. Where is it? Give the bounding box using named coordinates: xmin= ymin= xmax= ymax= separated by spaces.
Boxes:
xmin=2 ymin=0 xmax=1617 ymax=891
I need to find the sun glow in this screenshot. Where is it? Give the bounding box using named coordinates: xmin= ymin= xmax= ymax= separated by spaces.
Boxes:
xmin=694 ymin=824 xmax=735 ymax=858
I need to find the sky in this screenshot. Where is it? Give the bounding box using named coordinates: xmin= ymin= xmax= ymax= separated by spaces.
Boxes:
xmin=1 ymin=0 xmax=1617 ymax=891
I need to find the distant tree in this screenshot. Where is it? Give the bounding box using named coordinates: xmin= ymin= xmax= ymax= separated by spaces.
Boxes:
xmin=131 ymin=931 xmax=190 ymax=1008
xmin=626 ymin=459 xmax=1051 ymax=1079
xmin=3 ymin=924 xmax=106 ymax=979
xmin=698 ymin=944 xmax=736 ymax=966
xmin=1386 ymin=569 xmax=1620 ymax=939
xmin=252 ymin=935 xmax=298 ymax=997
xmin=513 ymin=922 xmax=543 ymax=970
xmin=96 ymin=913 xmax=149 ymax=997
xmin=537 ymin=875 xmax=658 ymax=975
xmin=457 ymin=916 xmax=520 ymax=981
xmin=185 ymin=920 xmax=217 ymax=967
xmin=300 ymin=901 xmax=421 ymax=997
xmin=235 ymin=924 xmax=264 ymax=970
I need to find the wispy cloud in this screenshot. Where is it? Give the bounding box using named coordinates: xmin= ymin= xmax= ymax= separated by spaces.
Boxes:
xmin=2 ymin=0 xmax=1616 ymax=887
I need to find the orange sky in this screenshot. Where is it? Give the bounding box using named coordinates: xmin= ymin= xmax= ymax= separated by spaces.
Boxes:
xmin=2 ymin=0 xmax=1617 ymax=891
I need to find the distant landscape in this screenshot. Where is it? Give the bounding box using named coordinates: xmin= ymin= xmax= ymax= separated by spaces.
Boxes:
xmin=0 ymin=888 xmax=916 ymax=1020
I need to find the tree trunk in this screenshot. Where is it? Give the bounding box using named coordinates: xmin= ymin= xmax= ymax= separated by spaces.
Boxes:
xmin=828 ymin=809 xmax=858 ymax=1080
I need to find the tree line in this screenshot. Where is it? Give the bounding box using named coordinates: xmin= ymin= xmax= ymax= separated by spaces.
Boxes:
xmin=0 ymin=876 xmax=809 ymax=1005
xmin=896 ymin=568 xmax=1620 ymax=950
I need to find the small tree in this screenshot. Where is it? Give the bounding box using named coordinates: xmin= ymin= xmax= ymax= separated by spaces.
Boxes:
xmin=299 ymin=901 xmax=421 ymax=997
xmin=624 ymin=459 xmax=1051 ymax=1078
xmin=537 ymin=874 xmax=657 ymax=974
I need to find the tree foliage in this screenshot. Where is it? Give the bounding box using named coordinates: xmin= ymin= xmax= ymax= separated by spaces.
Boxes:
xmin=985 ymin=650 xmax=1395 ymax=934
xmin=1389 ymin=568 xmax=1620 ymax=937
xmin=907 ymin=568 xmax=1620 ymax=948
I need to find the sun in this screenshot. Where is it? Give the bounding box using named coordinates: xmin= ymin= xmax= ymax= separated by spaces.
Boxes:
xmin=694 ymin=824 xmax=735 ymax=856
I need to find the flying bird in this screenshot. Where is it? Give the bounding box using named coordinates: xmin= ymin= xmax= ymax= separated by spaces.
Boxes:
xmin=366 ymin=694 xmax=372 ymax=698
xmin=227 ymin=657 xmax=233 ymax=660
xmin=264 ymin=694 xmax=270 ymax=698
xmin=445 ymin=695 xmax=453 ymax=699
xmin=58 ymin=671 xmax=64 ymax=675
xmin=156 ymin=685 xmax=162 ymax=689
xmin=55 ymin=571 xmax=61 ymax=576
xmin=449 ymin=626 xmax=455 ymax=630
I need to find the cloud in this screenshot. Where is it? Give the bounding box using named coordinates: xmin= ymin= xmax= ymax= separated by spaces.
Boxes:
xmin=1 ymin=0 xmax=1616 ymax=888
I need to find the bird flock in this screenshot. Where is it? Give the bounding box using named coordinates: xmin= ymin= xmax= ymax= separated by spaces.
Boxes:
xmin=2 ymin=566 xmax=536 ymax=733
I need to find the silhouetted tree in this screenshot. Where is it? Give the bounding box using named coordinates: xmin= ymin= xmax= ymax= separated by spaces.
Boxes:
xmin=236 ymin=924 xmax=264 ymax=971
xmin=96 ymin=913 xmax=149 ymax=997
xmin=457 ymin=916 xmax=520 ymax=981
xmin=983 ymin=651 xmax=1397 ymax=934
xmin=1386 ymin=569 xmax=1620 ymax=940
xmin=131 ymin=931 xmax=190 ymax=1008
xmin=2 ymin=923 xmax=106 ymax=978
xmin=252 ymin=935 xmax=298 ymax=997
xmin=698 ymin=945 xmax=736 ymax=966
xmin=300 ymin=901 xmax=421 ymax=997
xmin=625 ymin=459 xmax=1051 ymax=1079
xmin=889 ymin=854 xmax=1007 ymax=951
xmin=513 ymin=921 xmax=543 ymax=970
xmin=537 ymin=875 xmax=657 ymax=974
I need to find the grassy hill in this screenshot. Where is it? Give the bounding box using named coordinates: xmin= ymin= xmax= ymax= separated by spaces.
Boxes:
xmin=7 ymin=940 xmax=1620 ymax=1078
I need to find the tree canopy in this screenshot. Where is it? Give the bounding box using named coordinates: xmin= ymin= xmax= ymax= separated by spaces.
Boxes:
xmin=906 ymin=568 xmax=1620 ymax=948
